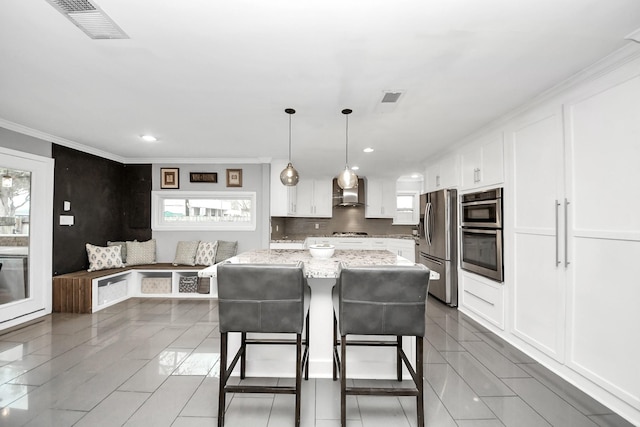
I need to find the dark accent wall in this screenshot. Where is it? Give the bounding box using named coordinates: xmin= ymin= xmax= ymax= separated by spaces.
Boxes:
xmin=52 ymin=145 xmax=151 ymax=275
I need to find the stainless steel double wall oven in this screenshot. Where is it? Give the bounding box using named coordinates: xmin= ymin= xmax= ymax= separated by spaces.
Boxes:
xmin=460 ymin=188 xmax=504 ymax=282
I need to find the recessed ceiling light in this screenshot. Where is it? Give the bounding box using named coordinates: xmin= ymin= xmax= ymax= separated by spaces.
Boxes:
xmin=351 ymin=166 xmax=360 ymax=171
xmin=141 ymin=135 xmax=158 ymax=142
xmin=363 ymin=147 xmax=374 ymax=153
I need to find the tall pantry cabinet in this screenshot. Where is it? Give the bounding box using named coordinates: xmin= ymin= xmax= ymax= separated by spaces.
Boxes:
xmin=506 ymin=61 xmax=640 ymax=418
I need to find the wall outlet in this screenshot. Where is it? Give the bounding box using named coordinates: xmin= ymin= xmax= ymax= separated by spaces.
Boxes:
xmin=315 ymin=223 xmax=319 ymax=229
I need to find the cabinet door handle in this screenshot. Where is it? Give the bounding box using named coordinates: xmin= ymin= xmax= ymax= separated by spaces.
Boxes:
xmin=564 ymin=198 xmax=570 ymax=267
xmin=555 ymin=200 xmax=561 ymax=266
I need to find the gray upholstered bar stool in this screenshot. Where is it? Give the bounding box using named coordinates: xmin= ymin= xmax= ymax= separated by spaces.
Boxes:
xmin=217 ymin=262 xmax=311 ymax=427
xmin=332 ymin=263 xmax=430 ymax=427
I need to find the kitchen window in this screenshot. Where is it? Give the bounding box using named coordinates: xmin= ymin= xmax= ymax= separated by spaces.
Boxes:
xmin=393 ymin=191 xmax=419 ymax=225
xmin=151 ymin=191 xmax=256 ymax=231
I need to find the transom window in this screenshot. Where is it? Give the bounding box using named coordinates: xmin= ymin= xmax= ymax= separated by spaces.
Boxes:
xmin=152 ymin=191 xmax=256 ymax=231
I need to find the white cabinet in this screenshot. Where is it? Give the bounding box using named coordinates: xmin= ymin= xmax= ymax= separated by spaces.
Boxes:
xmin=560 ymin=74 xmax=640 ymax=402
xmin=289 ymin=178 xmax=332 ymax=217
xmin=270 ymin=159 xmax=291 ymax=216
xmin=365 ymin=178 xmax=396 ymax=218
xmin=508 ymin=109 xmax=566 ymax=361
xmin=270 ymin=242 xmax=305 ymax=249
xmin=332 ymin=238 xmax=370 ymax=250
xmin=460 ymin=133 xmax=504 ymax=189
xmin=387 ymin=239 xmax=416 ymax=263
xmin=459 ymin=271 xmax=504 ymax=329
xmin=425 ymin=154 xmax=459 ymax=192
xmin=507 ymin=71 xmax=640 ymax=405
xmin=270 ymin=162 xmax=332 ymax=218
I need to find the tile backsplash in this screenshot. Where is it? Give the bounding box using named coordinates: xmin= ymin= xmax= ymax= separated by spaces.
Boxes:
xmin=271 ymin=207 xmax=415 ymax=239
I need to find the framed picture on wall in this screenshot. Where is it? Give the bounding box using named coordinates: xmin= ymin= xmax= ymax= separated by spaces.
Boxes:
xmin=161 ymin=168 xmax=179 ymax=189
xmin=189 ymin=172 xmax=218 ymax=183
xmin=226 ymin=169 xmax=242 ymax=187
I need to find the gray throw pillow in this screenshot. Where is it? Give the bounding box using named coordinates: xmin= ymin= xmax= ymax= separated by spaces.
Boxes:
xmin=107 ymin=241 xmax=127 ymax=263
xmin=173 ymin=240 xmax=200 ymax=266
xmin=215 ymin=240 xmax=238 ymax=263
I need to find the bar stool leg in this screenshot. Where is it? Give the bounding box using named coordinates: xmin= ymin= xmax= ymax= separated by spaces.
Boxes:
xmin=218 ymin=332 xmax=228 ymax=427
xmin=396 ymin=336 xmax=402 ymax=381
xmin=340 ymin=335 xmax=347 ymax=427
xmin=304 ymin=312 xmax=310 ymax=380
xmin=295 ymin=333 xmax=302 ymax=427
xmin=240 ymin=332 xmax=247 ymax=379
xmin=416 ymin=336 xmax=425 ymax=427
xmin=332 ymin=313 xmax=338 ymax=381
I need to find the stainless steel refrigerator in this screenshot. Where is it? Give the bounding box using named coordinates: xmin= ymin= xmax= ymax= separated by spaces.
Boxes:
xmin=418 ymin=189 xmax=458 ymax=306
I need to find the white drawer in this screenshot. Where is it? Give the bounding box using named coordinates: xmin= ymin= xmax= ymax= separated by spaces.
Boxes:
xmin=460 ymin=272 xmax=504 ymax=329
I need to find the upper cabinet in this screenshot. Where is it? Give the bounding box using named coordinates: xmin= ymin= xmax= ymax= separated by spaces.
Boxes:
xmin=365 ymin=178 xmax=396 ymax=218
xmin=270 ymin=160 xmax=332 ymax=218
xmin=270 ymin=159 xmax=292 ymax=217
xmin=424 ymin=154 xmax=459 ymax=192
xmin=460 ymin=132 xmax=504 ymax=190
xmin=289 ymin=178 xmax=332 ymax=217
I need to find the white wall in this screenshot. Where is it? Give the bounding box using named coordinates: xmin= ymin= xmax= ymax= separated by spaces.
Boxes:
xmin=151 ymin=162 xmax=271 ymax=262
xmin=0 ymin=127 xmax=52 ymax=157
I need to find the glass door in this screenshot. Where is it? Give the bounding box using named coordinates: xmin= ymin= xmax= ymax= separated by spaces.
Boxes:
xmin=0 ymin=167 xmax=30 ymax=306
xmin=0 ymin=149 xmax=53 ymax=329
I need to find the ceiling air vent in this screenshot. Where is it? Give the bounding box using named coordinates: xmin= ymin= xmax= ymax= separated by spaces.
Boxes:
xmin=381 ymin=92 xmax=402 ymax=103
xmin=46 ymin=0 xmax=129 ymax=39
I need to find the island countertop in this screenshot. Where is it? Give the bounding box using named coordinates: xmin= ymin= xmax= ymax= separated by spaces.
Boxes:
xmin=200 ymin=249 xmax=439 ymax=280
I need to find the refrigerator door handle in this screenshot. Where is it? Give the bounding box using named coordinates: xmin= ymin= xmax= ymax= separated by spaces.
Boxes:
xmin=426 ymin=202 xmax=433 ymax=246
xmin=420 ymin=252 xmax=443 ymax=265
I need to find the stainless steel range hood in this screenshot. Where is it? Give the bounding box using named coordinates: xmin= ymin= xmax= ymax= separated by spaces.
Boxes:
xmin=334 ymin=178 xmax=365 ymax=207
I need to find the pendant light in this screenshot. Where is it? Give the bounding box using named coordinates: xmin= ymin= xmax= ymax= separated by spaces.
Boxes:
xmin=1 ymin=171 xmax=12 ymax=188
xmin=280 ymin=108 xmax=300 ymax=186
xmin=337 ymin=108 xmax=358 ymax=189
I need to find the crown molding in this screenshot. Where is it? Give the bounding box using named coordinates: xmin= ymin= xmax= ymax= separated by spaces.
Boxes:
xmin=0 ymin=118 xmax=272 ymax=165
xmin=0 ymin=118 xmax=127 ymax=163
xmin=137 ymin=157 xmax=272 ymax=165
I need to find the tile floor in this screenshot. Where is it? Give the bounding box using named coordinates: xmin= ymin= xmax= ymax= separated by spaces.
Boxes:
xmin=0 ymin=297 xmax=634 ymax=427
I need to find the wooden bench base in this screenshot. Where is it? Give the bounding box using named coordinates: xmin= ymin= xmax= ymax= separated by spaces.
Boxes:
xmin=52 ymin=264 xmax=205 ymax=314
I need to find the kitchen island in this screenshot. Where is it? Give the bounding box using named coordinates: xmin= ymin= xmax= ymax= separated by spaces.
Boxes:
xmin=201 ymin=249 xmax=438 ymax=379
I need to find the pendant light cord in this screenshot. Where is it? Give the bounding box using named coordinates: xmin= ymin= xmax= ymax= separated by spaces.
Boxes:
xmin=288 ymin=113 xmax=292 ymax=162
xmin=345 ymin=113 xmax=349 ymax=165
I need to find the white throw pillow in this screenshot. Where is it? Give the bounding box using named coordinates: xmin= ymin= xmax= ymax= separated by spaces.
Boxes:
xmin=195 ymin=241 xmax=218 ymax=266
xmin=86 ymin=243 xmax=124 ymax=272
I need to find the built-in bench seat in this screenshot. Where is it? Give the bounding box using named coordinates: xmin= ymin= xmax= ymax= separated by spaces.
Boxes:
xmin=52 ymin=263 xmax=208 ymax=314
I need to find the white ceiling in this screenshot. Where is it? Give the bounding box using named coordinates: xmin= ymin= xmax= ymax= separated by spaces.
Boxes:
xmin=1 ymin=0 xmax=640 ymax=179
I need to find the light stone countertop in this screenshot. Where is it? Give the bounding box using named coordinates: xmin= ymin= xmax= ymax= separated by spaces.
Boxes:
xmin=199 ymin=249 xmax=439 ymax=280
